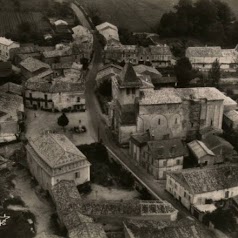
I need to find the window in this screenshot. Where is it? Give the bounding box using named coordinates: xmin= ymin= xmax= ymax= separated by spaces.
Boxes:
xmin=184 ymin=191 xmax=187 ymax=198
xmin=158 ymin=118 xmax=161 ymax=125
xmin=225 ymin=191 xmax=229 ymax=198
xmin=176 ymin=160 xmax=180 ymax=165
xmin=75 ymin=172 xmax=80 ymax=178
xmin=175 ymin=118 xmax=178 ymax=124
xmin=126 ymin=88 xmax=130 ymax=95
xmin=131 ymin=88 xmax=135 ymax=94
xmin=77 ymin=97 xmax=80 ymax=102
xmin=163 ymin=160 xmax=167 ymax=167
xmin=210 ymin=120 xmax=213 ymax=126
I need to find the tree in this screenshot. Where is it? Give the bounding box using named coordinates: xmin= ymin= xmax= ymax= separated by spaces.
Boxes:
xmin=209 ymin=59 xmax=221 ymax=87
xmin=175 ymin=57 xmax=194 ymax=87
xmin=57 ymin=113 xmax=69 ymax=130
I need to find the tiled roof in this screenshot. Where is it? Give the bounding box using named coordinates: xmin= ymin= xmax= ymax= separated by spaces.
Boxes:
xmin=148 ymin=139 xmax=188 ymax=160
xmin=99 ymin=63 xmax=123 ymax=72
xmin=186 ymin=46 xmax=222 ymax=58
xmin=140 ymin=88 xmax=182 ymax=105
xmin=124 ymin=217 xmax=217 ymax=238
xmin=69 ymin=224 xmax=107 ymax=238
xmin=0 ymin=37 xmax=16 ymax=46
xmin=0 ymin=93 xmax=24 ymax=121
xmin=168 ymin=165 xmax=238 ymax=194
xmin=96 ymin=22 xmax=118 ymax=31
xmin=20 ymin=57 xmax=50 ymax=73
xmin=188 ymin=140 xmax=215 ymax=159
xmin=118 ymin=63 xmax=142 ymax=88
xmin=29 ymin=133 xmax=88 ymax=168
xmin=52 ymin=180 xmax=107 ymax=238
xmin=81 ymin=200 xmax=176 ymax=216
xmin=25 ymin=81 xmax=85 ymax=93
xmin=130 ymin=132 xmax=151 ymax=146
xmin=224 ymin=110 xmax=238 ymax=122
xmin=149 ymin=45 xmax=172 ymax=55
xmin=0 ymin=82 xmax=23 ymax=96
xmin=140 ymin=87 xmax=236 ymax=106
xmin=133 ymin=64 xmax=161 ymax=76
xmin=42 ymin=46 xmax=72 ymax=58
xmin=27 ymin=69 xmax=53 ymax=82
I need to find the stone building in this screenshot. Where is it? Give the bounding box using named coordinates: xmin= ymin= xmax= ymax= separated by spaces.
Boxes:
xmin=19 ymin=57 xmax=53 ymax=80
xmin=25 ymin=80 xmax=86 ymax=112
xmin=26 ymin=133 xmax=91 ymax=191
xmin=104 ymin=43 xmax=173 ymax=68
xmin=0 ymin=93 xmax=24 ymax=143
xmin=166 ymin=165 xmax=238 ymax=220
xmin=110 ymin=65 xmax=236 ymax=144
xmin=186 ymin=46 xmax=238 ymax=71
xmin=96 ymin=22 xmax=120 ymax=42
xmin=223 ymin=110 xmax=238 ymax=130
xmin=130 ymin=134 xmax=188 ymax=179
xmin=0 ymin=37 xmax=20 ymax=61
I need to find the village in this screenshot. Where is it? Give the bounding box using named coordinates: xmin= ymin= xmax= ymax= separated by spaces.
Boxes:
xmin=1 ymin=0 xmax=238 ymax=238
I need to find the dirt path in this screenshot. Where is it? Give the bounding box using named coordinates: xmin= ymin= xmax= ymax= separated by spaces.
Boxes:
xmin=13 ymin=168 xmax=54 ymax=235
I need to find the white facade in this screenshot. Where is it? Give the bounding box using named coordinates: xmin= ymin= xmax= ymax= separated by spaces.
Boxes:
xmin=0 ymin=37 xmax=20 ymax=61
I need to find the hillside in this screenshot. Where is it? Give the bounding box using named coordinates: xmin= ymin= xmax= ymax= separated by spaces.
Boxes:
xmin=79 ymin=0 xmax=238 ymax=32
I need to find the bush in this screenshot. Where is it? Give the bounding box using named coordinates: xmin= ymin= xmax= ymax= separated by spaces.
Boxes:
xmin=77 ymin=182 xmax=92 ymax=195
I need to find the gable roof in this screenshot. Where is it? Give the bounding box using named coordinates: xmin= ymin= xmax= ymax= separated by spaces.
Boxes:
xmin=0 ymin=82 xmax=23 ymax=96
xmin=29 ymin=133 xmax=89 ymax=168
xmin=147 ymin=139 xmax=188 ymax=160
xmin=168 ymin=165 xmax=238 ymax=194
xmin=224 ymin=110 xmax=238 ymax=122
xmin=186 ymin=46 xmax=222 ymax=58
xmin=118 ymin=63 xmax=142 ymax=88
xmin=188 ymin=140 xmax=215 ymax=160
xmin=20 ymin=57 xmax=50 ymax=73
xmin=96 ymin=22 xmax=118 ymax=31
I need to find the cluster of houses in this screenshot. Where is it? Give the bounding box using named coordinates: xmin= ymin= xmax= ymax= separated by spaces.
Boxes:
xmin=94 ymin=20 xmax=238 ymax=224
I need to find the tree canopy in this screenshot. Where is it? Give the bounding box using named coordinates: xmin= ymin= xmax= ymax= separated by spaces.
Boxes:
xmin=209 ymin=59 xmax=221 ymax=86
xmin=57 ymin=113 xmax=69 ymax=129
xmin=158 ymin=0 xmax=237 ymax=46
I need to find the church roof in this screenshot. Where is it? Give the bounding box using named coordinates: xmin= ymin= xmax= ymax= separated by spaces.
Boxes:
xmin=118 ymin=63 xmax=142 ymax=88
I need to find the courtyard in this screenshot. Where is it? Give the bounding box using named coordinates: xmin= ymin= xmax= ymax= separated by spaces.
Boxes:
xmin=25 ymin=109 xmax=96 ymax=146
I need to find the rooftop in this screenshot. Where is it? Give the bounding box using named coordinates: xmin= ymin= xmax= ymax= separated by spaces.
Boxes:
xmin=0 ymin=37 xmax=16 ymax=46
xmin=140 ymin=87 xmax=236 ymax=106
xmin=29 ymin=133 xmax=89 ymax=168
xmin=96 ymin=22 xmax=118 ymax=31
xmin=0 ymin=82 xmax=23 ymax=96
xmin=188 ymin=140 xmax=215 ymax=159
xmin=0 ymin=93 xmax=24 ymax=122
xmin=148 ymin=139 xmax=188 ymax=160
xmin=168 ymin=165 xmax=238 ymax=194
xmin=118 ymin=63 xmax=142 ymax=88
xmin=224 ymin=110 xmax=238 ymax=122
xmin=133 ymin=64 xmax=161 ymax=76
xmin=124 ymin=217 xmax=217 ymax=238
xmin=20 ymin=57 xmax=50 ymax=73
xmin=130 ymin=132 xmax=151 ymax=146
xmin=186 ymin=46 xmax=223 ymax=58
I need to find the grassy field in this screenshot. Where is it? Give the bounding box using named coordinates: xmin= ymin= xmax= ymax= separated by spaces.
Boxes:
xmin=0 ymin=12 xmax=51 ymax=36
xmin=78 ymin=0 xmax=238 ymax=32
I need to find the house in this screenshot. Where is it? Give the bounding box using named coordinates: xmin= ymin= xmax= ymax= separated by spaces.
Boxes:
xmin=53 ymin=20 xmax=72 ymax=41
xmin=187 ymin=140 xmax=217 ymax=166
xmin=72 ymin=25 xmax=93 ymax=44
xmin=42 ymin=43 xmax=90 ymax=66
xmin=0 ymin=93 xmax=24 ymax=143
xmin=223 ymin=110 xmax=238 ymax=130
xmin=104 ymin=44 xmax=174 ymax=67
xmin=123 ymin=217 xmax=218 ymax=238
xmin=186 ymin=46 xmax=238 ymax=71
xmin=96 ymin=64 xmax=122 ymax=86
xmin=130 ymin=134 xmax=188 ymax=179
xmin=51 ymin=180 xmax=108 ymax=238
xmin=96 ymin=22 xmax=120 ymax=42
xmin=0 ymin=62 xmax=12 ymax=77
xmin=25 ymin=79 xmax=86 ymax=112
xmin=202 ymin=134 xmax=235 ymax=163
xmin=9 ymin=45 xmax=42 ymax=65
xmin=166 ymin=165 xmax=238 ymax=220
xmin=19 ymin=57 xmax=52 ymax=80
xmin=0 ymin=37 xmax=20 ymax=61
xmin=0 ymin=82 xmax=23 ymax=96
xmin=26 ymin=133 xmax=91 ymax=191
